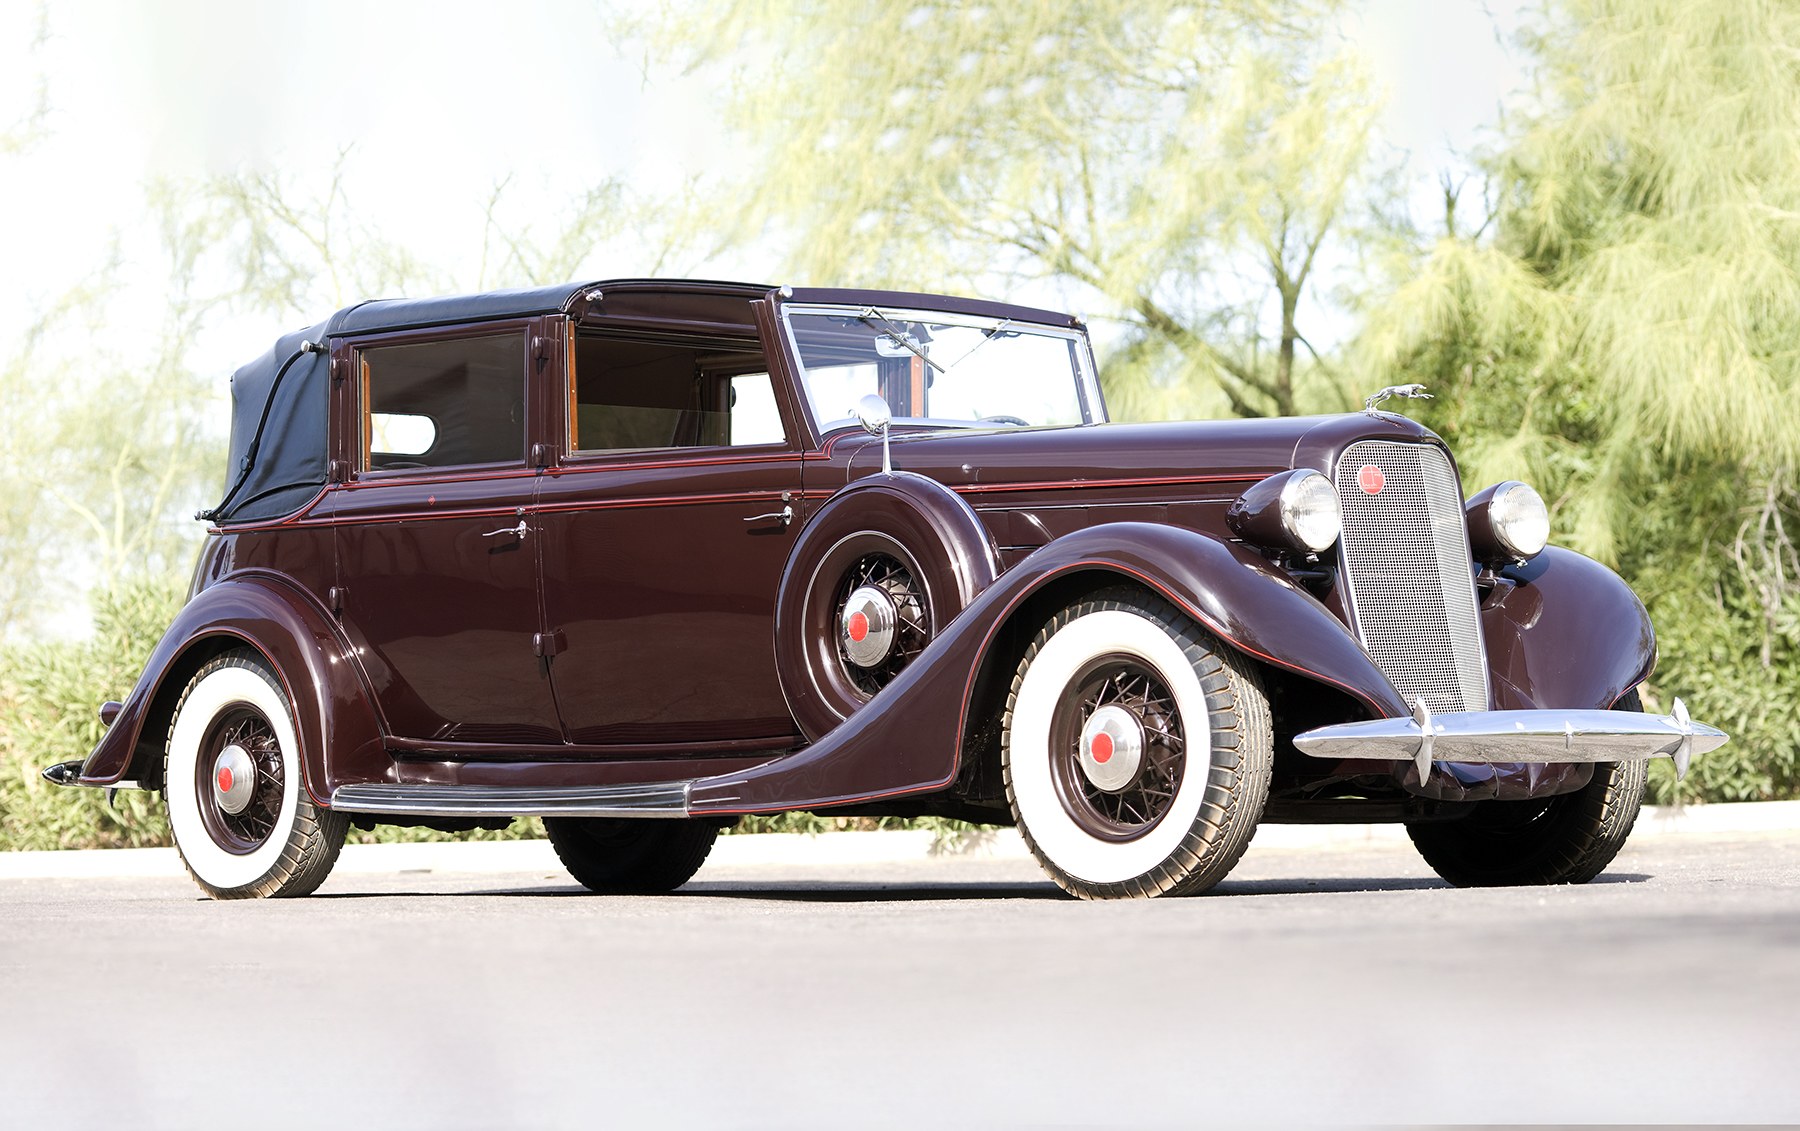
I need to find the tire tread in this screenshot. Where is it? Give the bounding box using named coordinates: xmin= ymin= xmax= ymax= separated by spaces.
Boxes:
xmin=1001 ymin=586 xmax=1272 ymax=900
xmin=165 ymin=650 xmax=347 ymax=900
xmin=1405 ymin=690 xmax=1648 ymax=887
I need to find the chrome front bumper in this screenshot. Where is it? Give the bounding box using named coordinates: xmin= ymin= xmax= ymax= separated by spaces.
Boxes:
xmin=1293 ymin=698 xmax=1728 ymax=783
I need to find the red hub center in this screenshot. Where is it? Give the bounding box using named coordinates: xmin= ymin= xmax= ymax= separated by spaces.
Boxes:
xmin=847 ymin=611 xmax=870 ymax=643
xmin=217 ymin=766 xmax=234 ymax=793
xmin=1091 ymin=731 xmax=1115 ymax=764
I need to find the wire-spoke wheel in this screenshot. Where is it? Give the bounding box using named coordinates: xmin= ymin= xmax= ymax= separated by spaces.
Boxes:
xmin=1003 ymin=587 xmax=1272 ymax=900
xmin=791 ymin=530 xmax=942 ymax=728
xmin=164 ymin=649 xmax=346 ymax=899
xmin=544 ymin=817 xmax=721 ymax=893
xmin=1406 ymin=691 xmax=1649 ymax=887
xmin=833 ymin=551 xmax=929 ymax=695
xmin=1047 ymin=657 xmax=1187 ymax=840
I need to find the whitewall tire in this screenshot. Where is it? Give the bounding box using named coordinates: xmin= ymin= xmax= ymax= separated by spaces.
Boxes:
xmin=164 ymin=650 xmax=346 ymax=899
xmin=1002 ymin=588 xmax=1272 ymax=899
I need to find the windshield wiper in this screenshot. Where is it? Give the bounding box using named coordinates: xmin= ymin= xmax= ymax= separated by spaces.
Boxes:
xmin=859 ymin=307 xmax=945 ymax=374
xmin=943 ymin=318 xmax=1014 ymax=371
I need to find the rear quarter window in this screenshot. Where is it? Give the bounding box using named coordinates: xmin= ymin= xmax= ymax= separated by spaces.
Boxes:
xmin=359 ymin=333 xmax=526 ymax=470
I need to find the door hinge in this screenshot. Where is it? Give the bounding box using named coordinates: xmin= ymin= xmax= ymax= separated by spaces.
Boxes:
xmin=533 ymin=629 xmax=567 ymax=658
xmin=327 ymin=586 xmax=345 ymax=618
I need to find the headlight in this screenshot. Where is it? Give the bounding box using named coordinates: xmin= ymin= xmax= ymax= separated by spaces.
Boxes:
xmin=1227 ymin=469 xmax=1342 ymax=556
xmin=1466 ymin=480 xmax=1550 ymax=563
xmin=1280 ymin=471 xmax=1343 ymax=554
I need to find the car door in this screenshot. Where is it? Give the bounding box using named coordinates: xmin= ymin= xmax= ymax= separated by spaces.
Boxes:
xmin=536 ymin=328 xmax=805 ymax=750
xmin=330 ymin=323 xmax=561 ymax=747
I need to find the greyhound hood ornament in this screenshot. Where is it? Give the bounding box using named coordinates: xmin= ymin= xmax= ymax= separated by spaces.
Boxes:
xmin=1364 ymin=383 xmax=1433 ymax=415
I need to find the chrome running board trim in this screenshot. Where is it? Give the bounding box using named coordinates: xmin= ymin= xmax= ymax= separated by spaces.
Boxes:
xmin=329 ymin=781 xmax=693 ymax=818
xmin=1293 ymin=699 xmax=1728 ymax=782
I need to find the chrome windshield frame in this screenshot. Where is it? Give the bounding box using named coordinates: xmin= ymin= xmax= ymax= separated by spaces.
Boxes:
xmin=776 ymin=301 xmax=1107 ymax=436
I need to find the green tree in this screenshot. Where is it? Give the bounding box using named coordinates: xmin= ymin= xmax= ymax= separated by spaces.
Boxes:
xmin=657 ymin=0 xmax=1389 ymax=419
xmin=1359 ymin=0 xmax=1800 ymax=801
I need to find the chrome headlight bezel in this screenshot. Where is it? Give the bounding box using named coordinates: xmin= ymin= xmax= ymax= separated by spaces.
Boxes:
xmin=1227 ymin=469 xmax=1342 ymax=557
xmin=1467 ymin=480 xmax=1550 ymax=564
xmin=1279 ymin=470 xmax=1344 ymax=555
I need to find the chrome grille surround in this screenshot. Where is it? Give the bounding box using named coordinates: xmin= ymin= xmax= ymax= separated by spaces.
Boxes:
xmin=1333 ymin=440 xmax=1490 ymax=713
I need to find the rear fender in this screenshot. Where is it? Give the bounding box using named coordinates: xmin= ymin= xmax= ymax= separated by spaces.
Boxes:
xmin=78 ymin=573 xmax=387 ymax=805
xmin=687 ymin=522 xmax=1405 ymax=813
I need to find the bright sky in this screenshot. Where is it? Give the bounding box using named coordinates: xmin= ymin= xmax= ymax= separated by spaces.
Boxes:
xmin=1351 ymin=0 xmax=1534 ymax=226
xmin=1 ymin=0 xmax=1534 ymax=364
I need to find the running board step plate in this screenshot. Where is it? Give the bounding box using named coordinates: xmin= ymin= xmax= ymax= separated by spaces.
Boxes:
xmin=330 ymin=781 xmax=693 ymax=819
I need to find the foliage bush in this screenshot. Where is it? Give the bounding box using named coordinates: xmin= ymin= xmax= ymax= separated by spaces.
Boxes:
xmin=0 ymin=578 xmax=179 ymax=851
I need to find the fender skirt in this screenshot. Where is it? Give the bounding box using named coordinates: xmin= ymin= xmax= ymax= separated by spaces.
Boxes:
xmin=688 ymin=521 xmax=1409 ymax=814
xmin=74 ymin=574 xmax=386 ymax=806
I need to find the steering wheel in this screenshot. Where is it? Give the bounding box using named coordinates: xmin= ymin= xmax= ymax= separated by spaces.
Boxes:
xmin=978 ymin=415 xmax=1031 ymax=427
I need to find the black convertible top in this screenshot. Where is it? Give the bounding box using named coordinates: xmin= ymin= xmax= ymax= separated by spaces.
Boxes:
xmin=205 ymin=277 xmax=1062 ymax=524
xmin=207 ymin=282 xmax=616 ymax=525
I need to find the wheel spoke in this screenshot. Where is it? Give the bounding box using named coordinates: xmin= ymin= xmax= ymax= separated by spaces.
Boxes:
xmin=1050 ymin=653 xmax=1192 ymax=840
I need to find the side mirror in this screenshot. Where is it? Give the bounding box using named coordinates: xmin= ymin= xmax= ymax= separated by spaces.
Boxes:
xmin=854 ymin=394 xmax=891 ymax=437
xmin=854 ymin=394 xmax=894 ymax=474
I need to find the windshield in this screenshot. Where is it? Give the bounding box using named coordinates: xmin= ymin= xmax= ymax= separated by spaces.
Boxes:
xmin=781 ymin=303 xmax=1104 ymax=432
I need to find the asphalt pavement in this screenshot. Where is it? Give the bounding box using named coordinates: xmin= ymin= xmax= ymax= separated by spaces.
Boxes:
xmin=2 ymin=827 xmax=1796 ymax=1128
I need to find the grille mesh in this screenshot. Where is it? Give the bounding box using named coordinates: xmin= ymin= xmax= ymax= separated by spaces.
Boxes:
xmin=1334 ymin=441 xmax=1490 ymax=713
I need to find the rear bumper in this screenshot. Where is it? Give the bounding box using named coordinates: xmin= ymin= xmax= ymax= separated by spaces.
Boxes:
xmin=1293 ymin=698 xmax=1728 ymax=784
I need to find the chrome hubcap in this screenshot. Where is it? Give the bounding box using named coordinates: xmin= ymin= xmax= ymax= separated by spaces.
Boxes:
xmin=840 ymin=585 xmax=898 ymax=669
xmin=211 ymin=743 xmax=256 ymax=816
xmin=1077 ymin=705 xmax=1145 ymax=793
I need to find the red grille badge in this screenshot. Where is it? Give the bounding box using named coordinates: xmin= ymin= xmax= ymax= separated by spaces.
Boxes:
xmin=1357 ymin=465 xmax=1385 ymax=495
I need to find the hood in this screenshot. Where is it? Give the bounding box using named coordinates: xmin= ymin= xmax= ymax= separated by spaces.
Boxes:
xmin=839 ymin=413 xmax=1443 ymax=493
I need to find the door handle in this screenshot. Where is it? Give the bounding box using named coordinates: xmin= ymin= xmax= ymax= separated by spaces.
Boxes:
xmin=743 ymin=504 xmax=794 ymax=527
xmin=482 ymin=518 xmax=529 ymax=539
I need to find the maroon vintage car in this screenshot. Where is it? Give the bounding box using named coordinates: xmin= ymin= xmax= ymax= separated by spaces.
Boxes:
xmin=46 ymin=279 xmax=1726 ymax=899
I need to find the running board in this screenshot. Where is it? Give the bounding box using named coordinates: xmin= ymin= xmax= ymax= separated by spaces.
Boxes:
xmin=329 ymin=781 xmax=694 ymax=819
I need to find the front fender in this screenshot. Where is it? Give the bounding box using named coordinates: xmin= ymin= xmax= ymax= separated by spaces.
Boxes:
xmin=1485 ymin=546 xmax=1656 ymax=710
xmin=687 ymin=522 xmax=1405 ymax=813
xmin=77 ymin=572 xmax=387 ymax=805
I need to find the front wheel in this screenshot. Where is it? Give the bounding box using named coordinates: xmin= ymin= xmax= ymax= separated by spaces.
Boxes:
xmin=1406 ymin=691 xmax=1649 ymax=887
xmin=164 ymin=650 xmax=347 ymax=899
xmin=1002 ymin=588 xmax=1272 ymax=900
xmin=544 ymin=817 xmax=721 ymax=893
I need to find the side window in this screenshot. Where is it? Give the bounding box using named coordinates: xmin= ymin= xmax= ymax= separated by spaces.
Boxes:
xmin=571 ymin=336 xmax=785 ymax=453
xmin=360 ymin=333 xmax=526 ymax=471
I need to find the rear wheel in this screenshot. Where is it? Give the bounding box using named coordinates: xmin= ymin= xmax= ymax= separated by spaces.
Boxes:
xmin=164 ymin=650 xmax=347 ymax=899
xmin=543 ymin=817 xmax=721 ymax=893
xmin=1406 ymin=690 xmax=1649 ymax=887
xmin=1002 ymin=588 xmax=1272 ymax=900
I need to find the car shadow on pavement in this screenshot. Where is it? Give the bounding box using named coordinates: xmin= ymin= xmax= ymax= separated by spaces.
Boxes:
xmin=306 ymin=871 xmax=1648 ymax=901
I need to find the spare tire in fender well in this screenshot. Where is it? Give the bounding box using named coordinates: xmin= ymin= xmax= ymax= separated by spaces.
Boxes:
xmin=774 ymin=471 xmax=1000 ymax=741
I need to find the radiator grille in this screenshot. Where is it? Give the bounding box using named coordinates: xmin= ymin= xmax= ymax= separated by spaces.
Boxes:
xmin=1334 ymin=441 xmax=1490 ymax=713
